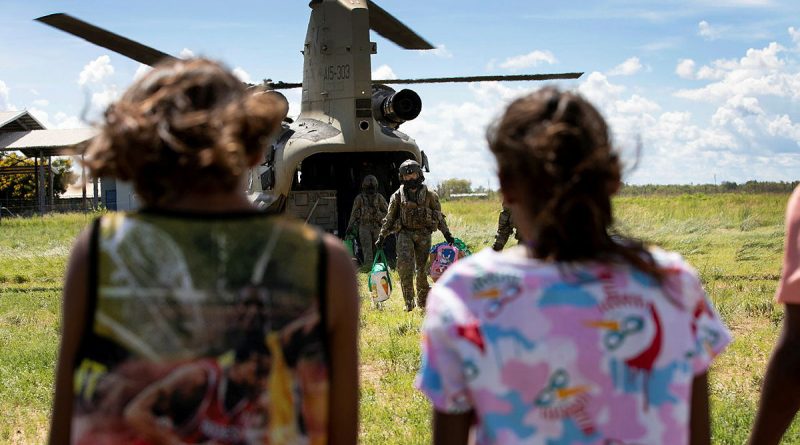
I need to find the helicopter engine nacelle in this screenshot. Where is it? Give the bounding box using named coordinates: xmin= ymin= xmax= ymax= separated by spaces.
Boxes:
xmin=372 ymin=84 xmax=422 ymax=127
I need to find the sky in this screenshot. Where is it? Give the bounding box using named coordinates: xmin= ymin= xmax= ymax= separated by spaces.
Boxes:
xmin=1 ymin=0 xmax=799 ymax=188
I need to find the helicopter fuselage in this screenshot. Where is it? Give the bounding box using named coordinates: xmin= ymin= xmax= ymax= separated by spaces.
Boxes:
xmin=250 ymin=0 xmax=423 ymax=235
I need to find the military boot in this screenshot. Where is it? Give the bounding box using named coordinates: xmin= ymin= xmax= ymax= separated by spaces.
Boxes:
xmin=404 ymin=299 xmax=416 ymax=312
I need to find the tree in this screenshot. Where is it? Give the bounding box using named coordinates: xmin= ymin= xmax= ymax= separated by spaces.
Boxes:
xmin=0 ymin=153 xmax=76 ymax=208
xmin=52 ymin=158 xmax=76 ymax=195
xmin=436 ymin=178 xmax=472 ymax=199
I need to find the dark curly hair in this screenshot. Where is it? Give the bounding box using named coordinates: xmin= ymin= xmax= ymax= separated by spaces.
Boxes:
xmin=488 ymin=87 xmax=662 ymax=280
xmin=85 ymin=58 xmax=284 ymax=207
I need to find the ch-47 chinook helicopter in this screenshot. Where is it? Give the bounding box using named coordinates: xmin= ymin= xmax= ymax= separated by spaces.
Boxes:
xmin=37 ymin=0 xmax=582 ymax=235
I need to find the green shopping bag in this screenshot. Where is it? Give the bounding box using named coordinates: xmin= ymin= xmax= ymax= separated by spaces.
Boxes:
xmin=367 ymin=248 xmax=392 ymax=303
xmin=343 ymin=237 xmax=356 ymax=259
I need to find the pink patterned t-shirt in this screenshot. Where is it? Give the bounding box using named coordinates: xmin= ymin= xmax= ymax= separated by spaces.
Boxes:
xmin=416 ymin=247 xmax=730 ymax=445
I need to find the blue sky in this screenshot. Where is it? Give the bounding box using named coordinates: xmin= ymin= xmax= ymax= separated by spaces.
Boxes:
xmin=1 ymin=0 xmax=798 ymax=187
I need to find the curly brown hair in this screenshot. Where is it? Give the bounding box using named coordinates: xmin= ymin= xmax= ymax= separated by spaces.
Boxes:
xmin=85 ymin=58 xmax=284 ymax=207
xmin=488 ymin=87 xmax=662 ymax=280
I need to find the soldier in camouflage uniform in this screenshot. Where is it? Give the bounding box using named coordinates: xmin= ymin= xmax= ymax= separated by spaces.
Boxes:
xmin=376 ymin=160 xmax=454 ymax=311
xmin=346 ymin=175 xmax=388 ymax=265
xmin=492 ymin=205 xmax=522 ymax=251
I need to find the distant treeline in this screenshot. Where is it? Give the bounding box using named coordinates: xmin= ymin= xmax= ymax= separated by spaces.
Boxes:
xmin=618 ymin=180 xmax=799 ymax=196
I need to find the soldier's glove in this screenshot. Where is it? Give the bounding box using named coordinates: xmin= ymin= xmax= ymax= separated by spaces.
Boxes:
xmin=444 ymin=232 xmax=455 ymax=245
xmin=374 ymin=236 xmax=385 ymax=251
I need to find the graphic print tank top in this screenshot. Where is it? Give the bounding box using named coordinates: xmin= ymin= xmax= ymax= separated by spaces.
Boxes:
xmin=70 ymin=211 xmax=329 ymax=445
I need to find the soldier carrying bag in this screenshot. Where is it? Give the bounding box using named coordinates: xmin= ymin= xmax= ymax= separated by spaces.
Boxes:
xmin=368 ymin=248 xmax=393 ymax=306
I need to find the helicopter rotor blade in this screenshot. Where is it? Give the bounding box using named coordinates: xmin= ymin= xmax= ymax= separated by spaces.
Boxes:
xmin=263 ymin=72 xmax=584 ymax=90
xmin=263 ymin=81 xmax=303 ymax=90
xmin=366 ymin=0 xmax=434 ymax=50
xmin=374 ymin=72 xmax=584 ymax=85
xmin=36 ymin=13 xmax=177 ymax=66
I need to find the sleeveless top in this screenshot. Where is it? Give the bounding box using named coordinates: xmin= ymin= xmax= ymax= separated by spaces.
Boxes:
xmin=70 ymin=211 xmax=329 ymax=445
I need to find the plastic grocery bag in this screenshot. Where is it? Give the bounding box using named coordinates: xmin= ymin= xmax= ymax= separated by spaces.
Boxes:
xmin=429 ymin=237 xmax=470 ymax=282
xmin=367 ymin=248 xmax=392 ymax=304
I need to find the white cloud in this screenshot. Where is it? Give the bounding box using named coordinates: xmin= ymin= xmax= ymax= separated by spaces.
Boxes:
xmin=711 ymin=96 xmax=764 ymax=138
xmin=676 ymin=59 xmax=696 ymax=79
xmin=134 ymin=64 xmax=151 ymax=81
xmin=372 ymin=64 xmax=397 ymax=80
xmin=578 ymin=72 xmax=626 ymax=111
xmin=608 ymin=57 xmax=643 ymax=76
xmin=233 ymin=67 xmax=252 ymax=83
xmin=53 ymin=112 xmax=87 ymax=129
xmin=790 ymin=27 xmax=800 ymax=46
xmin=424 ymin=44 xmax=453 ymax=58
xmin=180 ymin=48 xmax=195 ymax=58
xmin=395 ymin=31 xmax=800 ymax=188
xmin=674 ymin=42 xmax=795 ymax=102
xmin=91 ymin=85 xmax=120 ymax=111
xmin=27 ymin=107 xmax=50 ymax=127
xmin=499 ymin=50 xmax=557 ymax=71
xmin=615 ymin=94 xmax=661 ymax=114
xmin=401 ymin=82 xmax=538 ymax=188
xmin=698 ymin=20 xmax=720 ymax=40
xmin=32 ymin=99 xmax=49 ymax=107
xmin=78 ymin=55 xmax=115 ymax=86
xmin=26 ymin=108 xmax=86 ymax=130
xmin=0 ymin=80 xmax=10 ymax=110
xmin=578 ymin=66 xmax=796 ymax=183
xmin=765 ymin=114 xmax=800 ymax=143
xmin=696 ymin=64 xmax=726 ymax=80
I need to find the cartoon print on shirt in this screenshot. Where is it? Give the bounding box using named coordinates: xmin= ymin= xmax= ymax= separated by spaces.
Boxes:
xmin=691 ymin=299 xmax=724 ymax=359
xmin=534 ymin=369 xmax=596 ymax=436
xmin=471 ymin=270 xmax=523 ymax=318
xmin=416 ymin=249 xmax=732 ymax=444
xmin=584 ymin=270 xmax=663 ymax=408
xmin=456 ymin=320 xmax=486 ymax=353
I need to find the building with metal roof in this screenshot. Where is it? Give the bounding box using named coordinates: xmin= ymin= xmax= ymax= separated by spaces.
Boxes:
xmin=0 ymin=110 xmax=116 ymax=213
xmin=0 ymin=110 xmax=96 ymax=157
xmin=0 ymin=127 xmax=97 ymax=157
xmin=0 ymin=110 xmax=46 ymax=132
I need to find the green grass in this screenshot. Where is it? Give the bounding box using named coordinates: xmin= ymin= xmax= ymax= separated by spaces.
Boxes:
xmin=0 ymin=194 xmax=796 ymax=443
xmin=0 ymin=212 xmax=94 ymax=443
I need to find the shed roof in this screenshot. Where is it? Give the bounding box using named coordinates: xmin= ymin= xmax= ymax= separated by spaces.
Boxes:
xmin=0 ymin=111 xmax=46 ymax=132
xmin=0 ymin=128 xmax=96 ymax=156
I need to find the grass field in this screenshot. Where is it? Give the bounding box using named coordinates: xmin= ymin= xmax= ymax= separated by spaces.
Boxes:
xmin=0 ymin=193 xmax=795 ymax=444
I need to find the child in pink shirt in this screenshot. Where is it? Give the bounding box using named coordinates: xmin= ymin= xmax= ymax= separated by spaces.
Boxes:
xmin=416 ymin=88 xmax=731 ymax=445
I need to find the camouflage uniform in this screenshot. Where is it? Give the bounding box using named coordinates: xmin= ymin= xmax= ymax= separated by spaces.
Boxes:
xmin=492 ymin=205 xmax=522 ymax=251
xmin=378 ymin=184 xmax=452 ymax=311
xmin=347 ymin=188 xmax=388 ymax=265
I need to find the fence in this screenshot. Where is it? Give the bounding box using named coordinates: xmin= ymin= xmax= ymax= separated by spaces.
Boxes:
xmin=0 ymin=197 xmax=100 ymax=218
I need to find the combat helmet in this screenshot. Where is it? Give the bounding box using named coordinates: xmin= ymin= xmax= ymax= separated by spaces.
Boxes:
xmin=361 ymin=175 xmax=379 ymax=194
xmin=398 ymin=159 xmax=424 ymax=187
